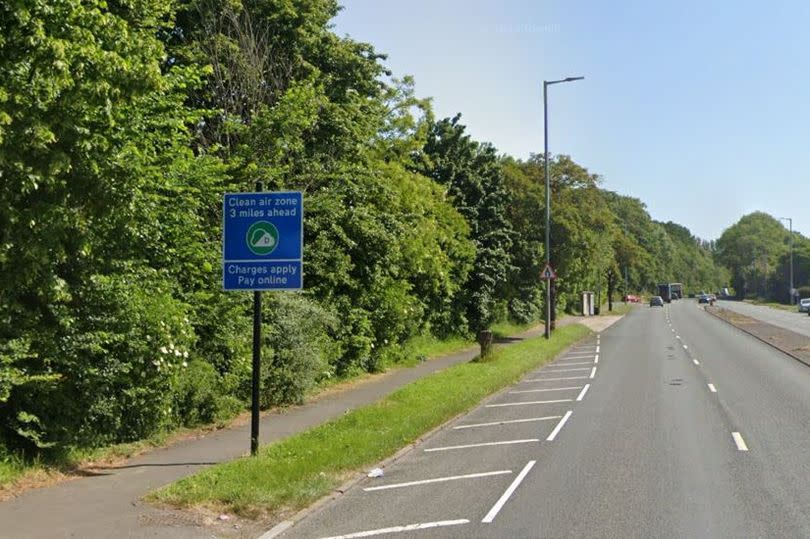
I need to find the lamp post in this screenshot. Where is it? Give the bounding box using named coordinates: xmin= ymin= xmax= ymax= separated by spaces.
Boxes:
xmin=780 ymin=217 xmax=794 ymax=304
xmin=544 ymin=76 xmax=584 ymax=339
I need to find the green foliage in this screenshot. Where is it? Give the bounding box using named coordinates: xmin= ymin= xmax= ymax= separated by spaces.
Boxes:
xmin=0 ymin=0 xmax=731 ymax=467
xmin=417 ymin=115 xmax=513 ymax=331
xmin=259 ymin=294 xmax=338 ymax=407
xmin=716 ymin=212 xmax=789 ymax=298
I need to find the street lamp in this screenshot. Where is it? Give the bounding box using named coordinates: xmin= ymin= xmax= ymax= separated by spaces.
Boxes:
xmin=543 ymin=76 xmax=584 ymax=339
xmin=780 ymin=217 xmax=794 ymax=304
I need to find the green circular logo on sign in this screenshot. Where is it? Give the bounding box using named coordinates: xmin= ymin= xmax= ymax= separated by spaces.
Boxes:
xmin=246 ymin=221 xmax=279 ymax=256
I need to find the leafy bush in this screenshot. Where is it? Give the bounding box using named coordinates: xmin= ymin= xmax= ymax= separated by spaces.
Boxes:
xmin=259 ymin=294 xmax=339 ymax=408
xmin=2 ymin=267 xmax=195 ymax=450
xmin=173 ymin=360 xmax=244 ymax=427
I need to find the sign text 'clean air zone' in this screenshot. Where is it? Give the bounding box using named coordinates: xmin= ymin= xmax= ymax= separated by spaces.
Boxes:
xmin=222 ymin=191 xmax=303 ymax=291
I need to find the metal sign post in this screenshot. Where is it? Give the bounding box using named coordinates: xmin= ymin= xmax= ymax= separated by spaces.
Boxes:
xmin=223 ymin=186 xmax=303 ymax=456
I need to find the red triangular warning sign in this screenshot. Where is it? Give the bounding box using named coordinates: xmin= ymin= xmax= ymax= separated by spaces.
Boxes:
xmin=540 ymin=263 xmax=556 ymax=280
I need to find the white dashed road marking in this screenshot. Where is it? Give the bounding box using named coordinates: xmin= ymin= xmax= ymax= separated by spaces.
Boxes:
xmin=576 ymin=384 xmax=590 ymax=401
xmin=732 ymin=432 xmax=749 ymax=451
xmin=481 ymin=461 xmax=536 ymax=523
xmin=546 ymin=410 xmax=573 ymax=441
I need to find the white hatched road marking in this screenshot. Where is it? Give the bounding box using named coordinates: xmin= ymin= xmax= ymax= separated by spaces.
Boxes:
xmin=576 ymin=384 xmax=590 ymax=401
xmin=425 ymin=439 xmax=539 ymax=452
xmin=546 ymin=410 xmax=573 ymax=441
xmin=589 ymin=367 xmax=597 ymax=379
xmin=525 ymin=376 xmax=589 ymax=382
xmin=319 ymin=519 xmax=470 ymax=539
xmin=594 ymin=354 xmax=599 ymax=364
xmin=542 ymin=367 xmax=592 ymax=372
xmin=693 ymin=358 xmax=700 ymax=365
xmin=454 ymin=416 xmax=562 ymax=430
xmin=481 ymin=461 xmax=536 ymax=523
xmin=364 ymin=470 xmax=512 ymax=492
xmin=548 ymin=361 xmax=592 ymax=366
xmin=486 ymin=399 xmax=572 ymax=408
xmin=510 ymin=387 xmax=582 ymax=394
xmin=708 ymin=383 xmax=717 ymax=393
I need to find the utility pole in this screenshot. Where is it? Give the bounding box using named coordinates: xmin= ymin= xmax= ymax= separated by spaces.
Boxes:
xmin=543 ymin=76 xmax=583 ymax=339
xmin=780 ymin=217 xmax=794 ymax=304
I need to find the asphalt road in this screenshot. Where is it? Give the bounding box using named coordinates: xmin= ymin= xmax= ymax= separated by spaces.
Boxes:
xmin=283 ymin=301 xmax=810 ymax=539
xmin=716 ymin=299 xmax=810 ymax=338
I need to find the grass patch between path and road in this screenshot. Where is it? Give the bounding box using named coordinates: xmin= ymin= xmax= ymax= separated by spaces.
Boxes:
xmin=0 ymin=320 xmax=544 ymax=499
xmin=148 ymin=324 xmax=590 ymax=520
xmin=744 ymin=299 xmax=796 ymax=312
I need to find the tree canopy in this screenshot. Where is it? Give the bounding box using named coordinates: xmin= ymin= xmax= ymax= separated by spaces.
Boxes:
xmin=1 ymin=0 xmax=730 ymax=455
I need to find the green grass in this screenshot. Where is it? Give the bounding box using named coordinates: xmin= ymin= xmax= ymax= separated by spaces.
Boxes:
xmin=0 ymin=453 xmax=29 ymax=487
xmin=490 ymin=318 xmax=544 ymax=339
xmin=395 ymin=333 xmax=474 ymax=366
xmin=148 ymin=324 xmax=590 ymax=518
xmin=744 ymin=299 xmax=795 ymax=312
xmin=600 ymin=302 xmax=633 ymax=316
xmin=0 ymin=322 xmax=543 ymax=495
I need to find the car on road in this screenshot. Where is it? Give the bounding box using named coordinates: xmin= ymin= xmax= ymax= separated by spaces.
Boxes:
xmin=650 ymin=295 xmax=664 ymax=307
xmin=698 ymin=294 xmax=709 ymax=304
xmin=798 ymin=298 xmax=810 ymax=313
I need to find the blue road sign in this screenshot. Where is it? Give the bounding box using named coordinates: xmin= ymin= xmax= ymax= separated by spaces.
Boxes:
xmin=223 ymin=191 xmax=303 ymax=291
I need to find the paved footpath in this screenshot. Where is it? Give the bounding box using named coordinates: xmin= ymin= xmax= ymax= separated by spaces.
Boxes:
xmin=0 ymin=314 xmax=618 ymax=539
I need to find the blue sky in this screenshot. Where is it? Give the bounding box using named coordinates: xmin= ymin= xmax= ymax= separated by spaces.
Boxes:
xmin=333 ymin=0 xmax=810 ymax=240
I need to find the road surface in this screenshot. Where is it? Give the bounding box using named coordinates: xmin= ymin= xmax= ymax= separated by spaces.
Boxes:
xmin=716 ymin=299 xmax=810 ymax=338
xmin=283 ymin=301 xmax=810 ymax=538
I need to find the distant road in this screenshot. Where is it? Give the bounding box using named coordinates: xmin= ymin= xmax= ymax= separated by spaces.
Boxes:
xmin=284 ymin=301 xmax=810 ymax=538
xmin=716 ymin=299 xmax=810 ymax=338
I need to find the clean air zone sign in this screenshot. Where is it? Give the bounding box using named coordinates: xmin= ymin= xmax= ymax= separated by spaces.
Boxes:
xmin=222 ymin=191 xmax=303 ymax=291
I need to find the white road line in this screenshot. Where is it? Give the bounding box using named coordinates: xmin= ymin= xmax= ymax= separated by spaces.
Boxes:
xmin=589 ymin=366 xmax=597 ymax=379
xmin=594 ymin=354 xmax=599 ymax=364
xmin=525 ymin=376 xmax=589 ymax=382
xmin=542 ymin=367 xmax=591 ymax=372
xmin=454 ymin=416 xmax=562 ymax=429
xmin=595 ymin=345 xmax=600 ymax=353
xmin=319 ymin=519 xmax=470 ymax=539
xmin=708 ymin=383 xmax=717 ymax=393
xmin=425 ymin=439 xmax=539 ymax=452
xmin=510 ymin=387 xmax=582 ymax=394
xmin=732 ymin=432 xmax=749 ymax=451
xmin=693 ymin=358 xmax=700 ymax=365
xmin=558 ymin=355 xmax=595 ymax=360
xmin=364 ymin=470 xmax=512 ymax=491
xmin=546 ymin=410 xmax=573 ymax=441
xmin=676 ymin=335 xmax=681 ymax=340
xmin=549 ymin=361 xmax=592 ymax=366
xmin=683 ymin=345 xmax=688 ymax=350
xmin=576 ymin=384 xmax=590 ymax=401
xmin=481 ymin=461 xmax=536 ymax=523
xmin=486 ymin=399 xmax=572 ymax=408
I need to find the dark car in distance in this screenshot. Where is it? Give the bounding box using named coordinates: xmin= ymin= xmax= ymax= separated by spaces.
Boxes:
xmin=650 ymin=295 xmax=664 ymax=307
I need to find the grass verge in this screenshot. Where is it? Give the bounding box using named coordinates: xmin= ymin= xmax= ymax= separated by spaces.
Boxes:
xmin=744 ymin=299 xmax=795 ymax=312
xmin=148 ymin=324 xmax=590 ymax=519
xmin=0 ymin=321 xmax=542 ymax=497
